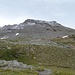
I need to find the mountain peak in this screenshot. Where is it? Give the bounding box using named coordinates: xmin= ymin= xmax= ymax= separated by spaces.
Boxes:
xmin=23 ymin=19 xmax=46 ymax=24
xmin=23 ymin=19 xmax=36 ymax=23
xmin=23 ymin=19 xmax=60 ymax=25
xmin=49 ymin=21 xmax=61 ymax=26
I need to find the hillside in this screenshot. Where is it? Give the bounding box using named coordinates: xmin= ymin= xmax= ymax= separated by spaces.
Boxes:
xmin=0 ymin=36 xmax=75 ymax=75
xmin=0 ymin=19 xmax=75 ymax=75
xmin=0 ymin=34 xmax=75 ymax=68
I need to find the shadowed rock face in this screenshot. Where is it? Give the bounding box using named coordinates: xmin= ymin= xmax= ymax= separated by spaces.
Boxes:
xmin=0 ymin=19 xmax=75 ymax=39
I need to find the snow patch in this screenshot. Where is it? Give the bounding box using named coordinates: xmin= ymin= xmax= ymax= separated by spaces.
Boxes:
xmin=1 ymin=36 xmax=9 ymax=39
xmin=62 ymin=35 xmax=68 ymax=38
xmin=26 ymin=22 xmax=35 ymax=26
xmin=11 ymin=24 xmax=24 ymax=29
xmin=15 ymin=33 xmax=19 ymax=36
xmin=12 ymin=25 xmax=18 ymax=29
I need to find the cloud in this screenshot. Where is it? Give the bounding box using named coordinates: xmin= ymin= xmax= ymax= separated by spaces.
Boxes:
xmin=43 ymin=0 xmax=75 ymax=3
xmin=0 ymin=0 xmax=75 ymax=29
xmin=0 ymin=17 xmax=25 ymax=26
xmin=53 ymin=12 xmax=68 ymax=17
xmin=0 ymin=15 xmax=40 ymax=26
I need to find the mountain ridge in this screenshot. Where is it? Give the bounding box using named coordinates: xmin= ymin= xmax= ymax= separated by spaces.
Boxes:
xmin=2 ymin=19 xmax=62 ymax=29
xmin=0 ymin=19 xmax=75 ymax=39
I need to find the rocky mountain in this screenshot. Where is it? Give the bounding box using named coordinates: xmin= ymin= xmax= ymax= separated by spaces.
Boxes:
xmin=0 ymin=19 xmax=75 ymax=75
xmin=0 ymin=19 xmax=75 ymax=40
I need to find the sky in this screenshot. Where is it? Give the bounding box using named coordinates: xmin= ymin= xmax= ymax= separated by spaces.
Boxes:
xmin=0 ymin=0 xmax=75 ymax=29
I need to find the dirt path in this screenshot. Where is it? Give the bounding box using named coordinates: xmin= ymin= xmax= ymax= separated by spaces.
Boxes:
xmin=38 ymin=69 xmax=52 ymax=75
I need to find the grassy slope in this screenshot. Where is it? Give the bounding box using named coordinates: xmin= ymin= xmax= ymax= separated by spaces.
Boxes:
xmin=0 ymin=35 xmax=75 ymax=75
xmin=0 ymin=69 xmax=38 ymax=75
xmin=0 ymin=39 xmax=75 ymax=68
xmin=50 ymin=66 xmax=75 ymax=75
xmin=51 ymin=35 xmax=75 ymax=47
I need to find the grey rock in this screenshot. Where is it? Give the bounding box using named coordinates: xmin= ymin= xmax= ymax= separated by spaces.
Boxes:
xmin=0 ymin=60 xmax=33 ymax=69
xmin=38 ymin=69 xmax=52 ymax=75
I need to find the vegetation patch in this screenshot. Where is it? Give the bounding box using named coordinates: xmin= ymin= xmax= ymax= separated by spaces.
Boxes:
xmin=0 ymin=69 xmax=38 ymax=75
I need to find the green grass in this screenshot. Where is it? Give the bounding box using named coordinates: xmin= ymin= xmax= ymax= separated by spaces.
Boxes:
xmin=50 ymin=66 xmax=75 ymax=75
xmin=35 ymin=67 xmax=44 ymax=71
xmin=39 ymin=65 xmax=75 ymax=75
xmin=0 ymin=69 xmax=38 ymax=75
xmin=0 ymin=67 xmax=75 ymax=75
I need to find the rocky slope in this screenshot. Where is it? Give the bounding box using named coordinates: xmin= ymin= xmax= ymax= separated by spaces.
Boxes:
xmin=0 ymin=19 xmax=75 ymax=40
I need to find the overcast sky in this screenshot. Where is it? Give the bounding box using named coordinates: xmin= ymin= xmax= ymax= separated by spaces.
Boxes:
xmin=0 ymin=0 xmax=75 ymax=29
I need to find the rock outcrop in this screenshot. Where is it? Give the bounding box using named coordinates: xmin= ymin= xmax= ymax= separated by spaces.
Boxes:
xmin=0 ymin=60 xmax=33 ymax=69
